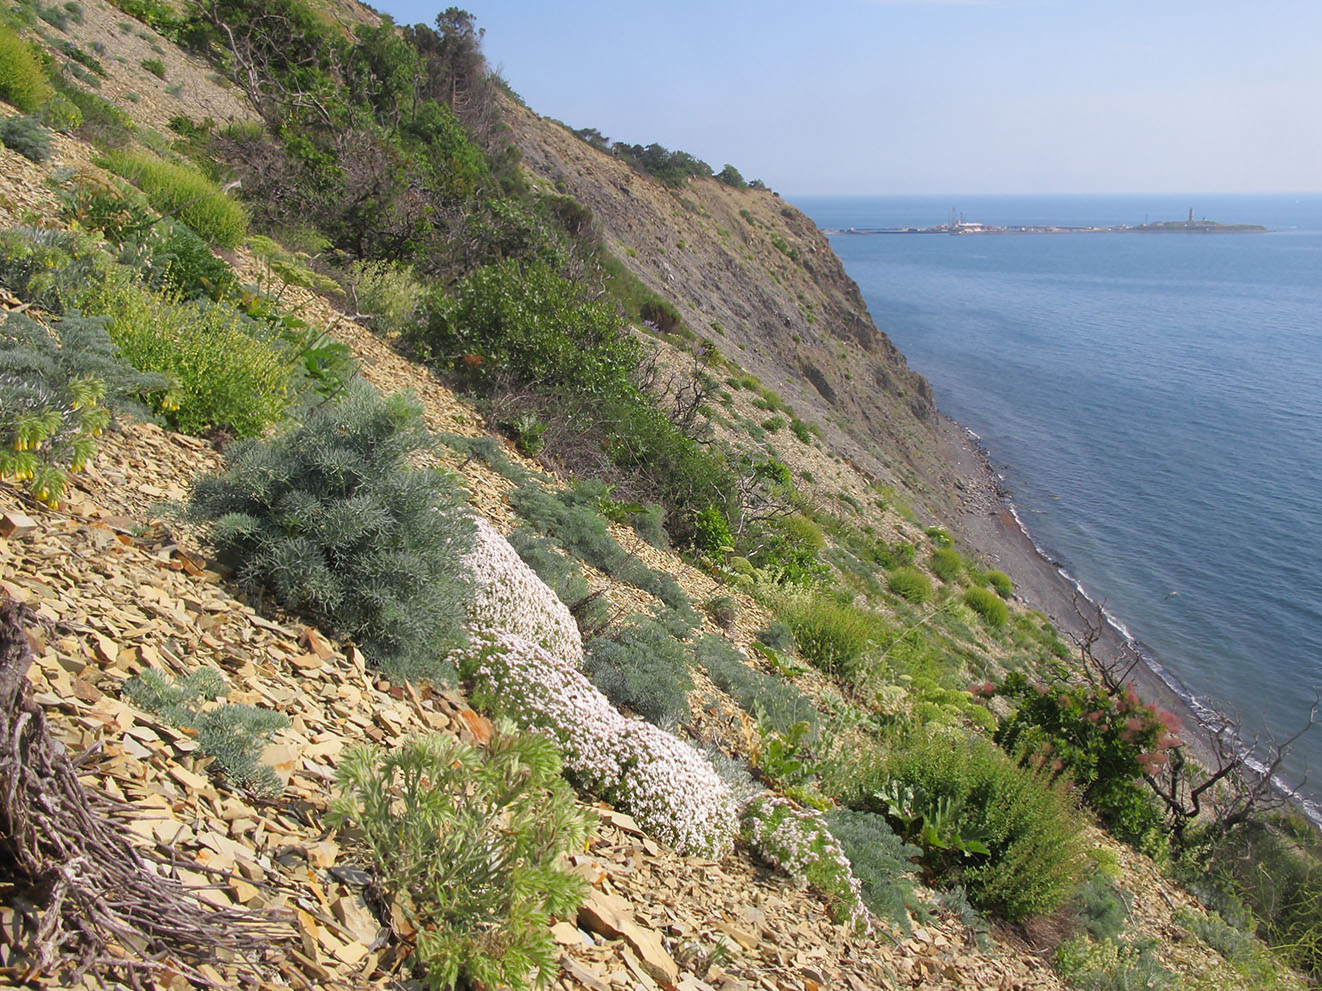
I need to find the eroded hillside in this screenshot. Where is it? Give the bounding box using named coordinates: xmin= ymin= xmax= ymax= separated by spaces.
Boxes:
xmin=0 ymin=2 xmax=1313 ymax=990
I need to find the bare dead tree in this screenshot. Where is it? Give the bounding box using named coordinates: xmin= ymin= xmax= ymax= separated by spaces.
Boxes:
xmin=186 ymin=0 xmax=345 ymax=131
xmin=0 ymin=594 xmax=288 ymax=987
xmin=1066 ymin=594 xmax=1317 ymax=848
xmin=1144 ymin=695 xmax=1317 ymax=848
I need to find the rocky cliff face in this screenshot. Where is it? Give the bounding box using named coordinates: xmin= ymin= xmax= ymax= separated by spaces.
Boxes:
xmin=506 ymin=104 xmax=968 ymax=510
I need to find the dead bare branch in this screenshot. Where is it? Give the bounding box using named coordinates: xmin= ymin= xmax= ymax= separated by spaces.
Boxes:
xmin=0 ymin=594 xmax=290 ymax=987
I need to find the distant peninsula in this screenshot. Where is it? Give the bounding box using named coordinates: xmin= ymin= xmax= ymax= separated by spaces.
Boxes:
xmin=824 ymin=209 xmax=1269 ymax=236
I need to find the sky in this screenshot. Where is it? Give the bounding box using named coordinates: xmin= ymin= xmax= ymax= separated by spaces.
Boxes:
xmin=368 ymin=0 xmax=1322 ymax=196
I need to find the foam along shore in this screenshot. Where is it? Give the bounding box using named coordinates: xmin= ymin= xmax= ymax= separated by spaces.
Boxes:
xmin=930 ymin=410 xmax=1264 ymax=806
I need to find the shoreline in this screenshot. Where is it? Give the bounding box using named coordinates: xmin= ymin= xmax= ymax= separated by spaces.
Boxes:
xmin=932 ymin=412 xmax=1226 ymax=777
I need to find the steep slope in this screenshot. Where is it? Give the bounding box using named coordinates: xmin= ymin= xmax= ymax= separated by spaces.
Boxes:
xmin=0 ymin=2 xmax=1310 ymax=989
xmin=507 ymin=104 xmax=962 ymax=503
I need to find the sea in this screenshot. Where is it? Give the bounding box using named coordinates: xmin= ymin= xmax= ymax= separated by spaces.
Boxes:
xmin=792 ymin=193 xmax=1322 ymax=813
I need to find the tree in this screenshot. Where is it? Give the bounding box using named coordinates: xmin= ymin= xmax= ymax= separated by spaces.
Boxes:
xmin=1067 ymin=597 xmax=1318 ymax=849
xmin=716 ymin=164 xmax=748 ymax=190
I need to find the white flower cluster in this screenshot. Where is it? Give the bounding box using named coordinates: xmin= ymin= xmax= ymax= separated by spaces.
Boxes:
xmin=740 ymin=795 xmax=870 ymax=933
xmin=456 ymin=630 xmax=736 ymax=859
xmin=461 ymin=515 xmax=583 ymax=666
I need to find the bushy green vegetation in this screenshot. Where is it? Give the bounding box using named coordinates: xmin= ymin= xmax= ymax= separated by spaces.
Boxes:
xmin=509 ymin=480 xmax=698 ymax=624
xmin=780 ymin=592 xmax=881 ymax=679
xmin=124 ymin=667 xmax=288 ymax=793
xmin=693 ymin=633 xmax=818 ymax=737
xmin=853 ymin=730 xmax=1085 ymax=920
xmin=963 ymin=585 xmax=1009 ymax=627
xmin=989 ymin=673 xmax=1175 ymax=853
xmin=330 ymin=728 xmax=593 ymax=991
xmin=0 ymin=25 xmax=51 ymax=111
xmin=186 ymin=383 xmax=474 ymax=682
xmin=1184 ymin=819 xmax=1322 ymax=980
xmin=987 ymin=569 xmax=1013 ymax=598
xmin=1055 ymin=936 xmax=1172 ymax=991
xmin=0 ymin=114 xmax=51 ymax=161
xmin=81 ymin=274 xmax=293 ymax=437
xmin=100 ymin=149 xmax=248 ymax=247
xmin=930 ymin=546 xmax=963 ymax=583
xmin=571 ymin=128 xmax=715 ymax=188
xmin=824 ymin=809 xmax=921 ymax=931
xmin=584 ymin=617 xmax=692 ymax=728
xmin=887 ymin=565 xmax=932 ymax=604
xmin=414 ymin=258 xmax=635 ymax=401
xmin=0 ymin=302 xmax=170 ymax=506
xmin=345 ymin=258 xmax=424 ymax=337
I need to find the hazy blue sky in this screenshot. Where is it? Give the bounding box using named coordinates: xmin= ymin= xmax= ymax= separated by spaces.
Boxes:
xmin=369 ymin=0 xmax=1322 ymax=196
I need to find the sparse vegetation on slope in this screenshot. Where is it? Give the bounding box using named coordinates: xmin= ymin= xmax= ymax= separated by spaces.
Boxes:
xmin=0 ymin=2 xmax=1316 ymax=989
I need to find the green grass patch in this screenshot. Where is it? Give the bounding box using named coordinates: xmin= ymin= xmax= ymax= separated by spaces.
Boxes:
xmin=101 ymin=149 xmax=248 ymax=247
xmin=930 ymin=546 xmax=963 ymax=583
xmin=0 ymin=25 xmax=51 ymax=112
xmin=887 ymin=566 xmax=932 ymax=604
xmin=963 ymin=586 xmax=1009 ymax=627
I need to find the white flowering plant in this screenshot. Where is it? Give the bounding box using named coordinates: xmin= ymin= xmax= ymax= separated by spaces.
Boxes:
xmin=462 ymin=516 xmax=583 ymax=666
xmin=455 ymin=631 xmax=735 ymax=859
xmin=740 ymin=795 xmax=871 ymax=933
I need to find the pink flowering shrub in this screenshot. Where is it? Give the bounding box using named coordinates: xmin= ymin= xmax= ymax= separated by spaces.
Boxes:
xmin=985 ymin=672 xmax=1178 ymax=855
xmin=461 ymin=516 xmax=583 ymax=666
xmin=456 ymin=631 xmax=735 ymax=858
xmin=740 ymin=795 xmax=870 ymax=933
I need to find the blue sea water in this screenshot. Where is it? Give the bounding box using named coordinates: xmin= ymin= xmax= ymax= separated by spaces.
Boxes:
xmin=793 ymin=193 xmax=1322 ymax=800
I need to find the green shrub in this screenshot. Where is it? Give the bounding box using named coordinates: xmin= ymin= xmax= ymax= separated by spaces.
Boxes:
xmin=703 ymin=595 xmax=738 ymax=630
xmin=1056 ymin=936 xmax=1173 ymax=991
xmin=507 ymin=529 xmax=609 ymax=638
xmin=0 ymin=26 xmax=51 ymax=112
xmin=140 ymin=56 xmax=165 ymax=78
xmin=414 ymin=258 xmax=635 ymax=402
xmin=330 ymin=727 xmax=592 ymax=991
xmin=510 ymin=481 xmax=697 ymax=625
xmin=887 ymin=566 xmax=932 ymax=604
xmin=0 ymin=311 xmax=166 ymax=506
xmin=186 ymin=383 xmax=474 ymax=682
xmin=692 ymin=504 xmax=733 ymax=563
xmin=746 ymin=512 xmax=826 ymax=585
xmin=345 ymin=258 xmax=424 ymax=337
xmin=930 ymin=546 xmax=963 ymax=582
xmin=0 ymin=226 xmax=111 ymax=314
xmin=1072 ymin=873 xmax=1130 ymax=942
xmin=987 ymin=569 xmax=1013 ymax=598
xmin=136 ymin=219 xmax=238 ymax=300
xmin=58 ymin=84 xmax=136 ymax=146
xmin=0 ymin=114 xmax=51 ymax=161
xmin=79 ymin=276 xmax=292 ymax=437
xmin=124 ymin=667 xmax=289 ymax=793
xmin=101 ymin=149 xmax=248 ymax=247
xmin=1177 ymin=907 xmax=1280 ymax=985
xmin=781 ymin=593 xmax=881 ymax=679
xmin=627 ymin=502 xmax=670 ymax=549
xmin=37 ymin=92 xmax=82 ymax=131
xmin=692 ymin=633 xmax=818 ymax=737
xmin=963 ymin=586 xmax=1009 ymax=627
xmin=583 ymin=616 xmax=692 ymax=728
xmin=860 ymin=729 xmax=1084 ymax=921
xmin=989 ymin=672 xmax=1177 ymax=853
xmin=1183 ymin=820 xmax=1322 ymax=980
xmin=823 ymin=809 xmax=921 ymax=932
xmin=755 ymin=620 xmax=794 ymax=651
